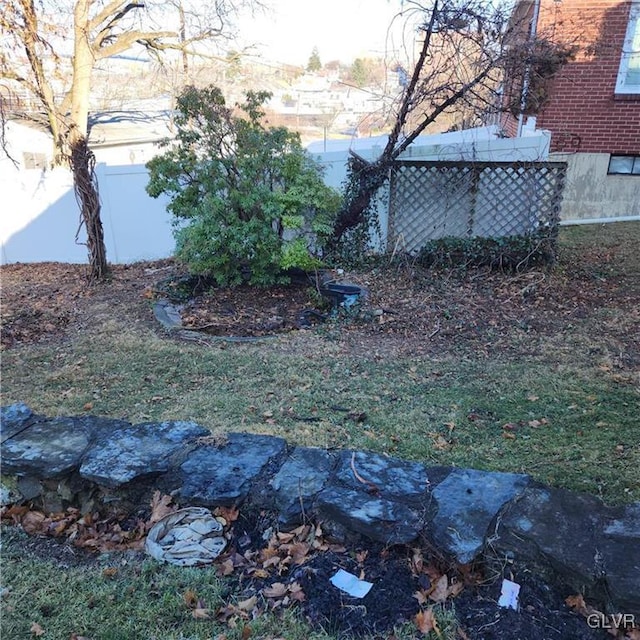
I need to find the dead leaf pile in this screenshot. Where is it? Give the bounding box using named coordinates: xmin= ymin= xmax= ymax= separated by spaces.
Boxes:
xmin=205 ymin=522 xmax=350 ymax=627
xmin=1 ymin=504 xmax=149 ymax=552
xmin=409 ymin=548 xmax=478 ymax=636
xmin=1 ymin=490 xmax=181 ymax=553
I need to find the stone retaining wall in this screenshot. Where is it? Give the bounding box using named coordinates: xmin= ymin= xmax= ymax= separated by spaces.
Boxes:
xmin=1 ymin=403 xmax=638 ymax=614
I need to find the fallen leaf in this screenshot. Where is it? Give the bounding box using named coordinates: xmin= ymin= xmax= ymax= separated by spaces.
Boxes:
xmin=236 ymin=596 xmax=258 ymax=612
xmin=415 ymin=608 xmax=439 ymax=635
xmin=429 ymin=575 xmax=449 ymax=603
xmin=2 ymin=504 xmax=29 ymax=519
xmin=263 ymin=582 xmax=288 ymax=598
xmin=289 ymin=582 xmax=306 ymax=602
xmin=413 ymin=589 xmax=428 ymax=605
xmin=192 ymin=608 xmax=211 ymax=619
xmin=102 ymin=567 xmax=118 ymax=578
xmin=83 ymin=402 xmax=93 ymax=411
xmin=276 ymin=531 xmax=296 ymax=543
xmin=262 ymin=556 xmax=281 ymax=569
xmin=431 ymin=434 xmax=451 ymax=450
xmin=30 ymin=622 xmax=45 ymax=636
xmin=22 ymin=511 xmax=47 ymax=534
xmin=565 ymin=593 xmax=587 ymax=614
xmin=356 ymin=550 xmax=368 ymax=564
xmin=288 ymin=541 xmax=310 ymax=564
xmin=241 ymin=625 xmax=252 ymax=640
xmin=149 ymin=491 xmax=174 ymax=525
xmin=184 ymin=589 xmax=198 ymax=609
xmin=216 ymin=506 xmax=239 ymax=523
xmin=447 ymin=579 xmax=464 ymax=598
xmin=218 ymin=558 xmax=235 ymax=576
xmin=502 ymin=431 xmax=516 ymax=440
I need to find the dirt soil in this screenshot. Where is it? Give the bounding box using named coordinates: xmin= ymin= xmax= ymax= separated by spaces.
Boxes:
xmin=1 ymin=233 xmax=638 ymax=639
xmin=1 ymin=243 xmax=639 ymax=366
xmin=2 ymin=509 xmax=610 ymax=640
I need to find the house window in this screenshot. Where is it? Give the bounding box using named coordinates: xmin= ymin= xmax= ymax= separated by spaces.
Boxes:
xmin=608 ymin=155 xmax=640 ymax=174
xmin=616 ymin=0 xmax=640 ymax=94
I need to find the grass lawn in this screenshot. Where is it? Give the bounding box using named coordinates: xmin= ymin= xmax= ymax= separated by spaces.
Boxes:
xmin=1 ymin=221 xmax=638 ymax=639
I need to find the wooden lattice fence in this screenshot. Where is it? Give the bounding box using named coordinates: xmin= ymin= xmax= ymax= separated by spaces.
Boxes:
xmin=388 ymin=160 xmax=567 ymax=254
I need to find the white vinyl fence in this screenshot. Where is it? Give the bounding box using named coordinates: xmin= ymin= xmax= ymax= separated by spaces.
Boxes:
xmin=1 ymin=163 xmax=174 ymax=265
xmin=1 ymin=126 xmax=552 ymax=265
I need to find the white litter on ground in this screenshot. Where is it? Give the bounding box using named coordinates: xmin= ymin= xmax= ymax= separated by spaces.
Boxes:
xmin=330 ymin=569 xmax=374 ymax=598
xmin=145 ymin=507 xmax=227 ymax=566
xmin=498 ymin=578 xmax=521 ymax=610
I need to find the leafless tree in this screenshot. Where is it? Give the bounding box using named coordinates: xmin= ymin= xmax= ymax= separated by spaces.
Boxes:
xmin=0 ymin=0 xmax=259 ymax=281
xmin=330 ymin=0 xmax=574 ymax=248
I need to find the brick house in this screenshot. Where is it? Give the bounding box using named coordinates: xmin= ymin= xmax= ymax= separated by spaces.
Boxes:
xmin=510 ymin=0 xmax=640 ymax=221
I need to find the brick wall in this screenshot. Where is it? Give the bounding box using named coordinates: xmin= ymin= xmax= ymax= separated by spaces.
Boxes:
xmin=534 ymin=0 xmax=640 ymax=154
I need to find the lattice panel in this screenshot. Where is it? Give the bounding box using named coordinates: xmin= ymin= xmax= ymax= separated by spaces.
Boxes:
xmin=388 ymin=161 xmax=566 ymax=254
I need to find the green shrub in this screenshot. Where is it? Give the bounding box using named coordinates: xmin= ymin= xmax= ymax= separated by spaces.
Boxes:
xmin=415 ymin=232 xmax=558 ymax=271
xmin=146 ymin=85 xmax=341 ymax=286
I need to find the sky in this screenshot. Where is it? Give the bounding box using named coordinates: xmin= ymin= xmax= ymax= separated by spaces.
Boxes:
xmin=236 ymin=0 xmax=409 ymax=65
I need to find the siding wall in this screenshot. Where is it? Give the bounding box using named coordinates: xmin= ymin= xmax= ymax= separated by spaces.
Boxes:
xmin=534 ymin=0 xmax=640 ymax=154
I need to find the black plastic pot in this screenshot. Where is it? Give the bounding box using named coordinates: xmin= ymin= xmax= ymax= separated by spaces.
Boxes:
xmin=319 ymin=283 xmax=363 ymax=308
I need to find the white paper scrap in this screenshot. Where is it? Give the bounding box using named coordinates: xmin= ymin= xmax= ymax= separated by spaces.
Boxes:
xmin=330 ymin=569 xmax=374 ymax=598
xmin=498 ymin=578 xmax=521 ymax=610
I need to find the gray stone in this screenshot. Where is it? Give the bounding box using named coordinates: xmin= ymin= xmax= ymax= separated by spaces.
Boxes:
xmin=317 ymin=486 xmax=423 ymax=544
xmin=180 ymin=433 xmax=287 ymax=506
xmin=335 ymin=450 xmax=430 ymax=502
xmin=16 ymin=476 xmax=42 ymax=500
xmin=495 ymin=487 xmax=640 ymax=614
xmin=0 ymin=478 xmax=21 ymax=505
xmin=1 ymin=403 xmax=36 ymax=441
xmin=153 ymin=299 xmax=183 ymax=330
xmin=1 ymin=418 xmax=92 ymax=478
xmin=599 ymin=502 xmax=640 ymax=613
xmin=80 ymin=420 xmax=208 ymax=488
xmin=271 ymin=447 xmax=334 ymax=526
xmin=431 ymin=468 xmax=529 ymax=563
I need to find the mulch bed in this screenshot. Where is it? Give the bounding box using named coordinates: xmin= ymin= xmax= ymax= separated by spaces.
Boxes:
xmin=2 ymin=506 xmax=610 ymax=640
xmin=2 ymin=252 xmax=638 ymax=365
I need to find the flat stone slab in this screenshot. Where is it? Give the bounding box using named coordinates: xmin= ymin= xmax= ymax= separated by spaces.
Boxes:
xmin=271 ymin=447 xmax=334 ymax=526
xmin=1 ymin=417 xmax=94 ymax=478
xmin=335 ymin=450 xmax=430 ymax=502
xmin=317 ymin=486 xmax=423 ymax=544
xmin=599 ymin=502 xmax=640 ymax=613
xmin=431 ymin=468 xmax=529 ymax=563
xmin=80 ymin=420 xmax=208 ymax=488
xmin=181 ymin=433 xmax=287 ymax=506
xmin=153 ymin=299 xmax=183 ymax=330
xmin=495 ymin=487 xmax=640 ymax=614
xmin=0 ymin=403 xmax=37 ymax=442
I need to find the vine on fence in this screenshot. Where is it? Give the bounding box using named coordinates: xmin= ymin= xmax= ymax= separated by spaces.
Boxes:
xmin=70 ymin=136 xmax=108 ymax=282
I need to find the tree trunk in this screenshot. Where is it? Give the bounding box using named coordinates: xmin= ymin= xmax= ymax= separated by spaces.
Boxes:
xmin=67 ymin=0 xmax=109 ymax=281
xmin=70 ymin=135 xmax=109 ymax=282
xmin=330 ymin=160 xmax=389 ymax=246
